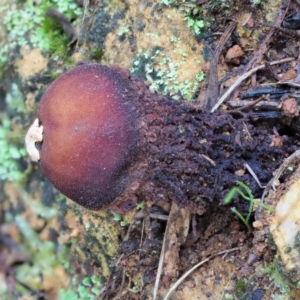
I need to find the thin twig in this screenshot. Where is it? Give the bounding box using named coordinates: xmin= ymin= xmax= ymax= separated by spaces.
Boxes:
xmin=269 ymin=149 xmax=300 ymax=190
xmin=201 ymin=154 xmax=216 ymax=166
xmin=211 ymin=57 xmax=294 ymax=112
xmin=266 ymin=60 xmax=281 ymax=81
xmin=115 ymin=253 xmax=124 ymax=267
xmin=228 ymin=95 xmax=268 ymax=112
xmin=243 ymin=122 xmax=252 ymax=140
xmin=75 ymin=0 xmax=90 ymax=50
xmin=124 ymin=220 xmax=135 ymax=241
xmin=245 ymin=163 xmax=266 ymax=188
xmin=245 ymin=1 xmax=290 ymax=72
xmin=47 ymin=8 xmax=78 ymax=46
xmin=211 ymin=64 xmax=265 ymax=112
xmin=139 ymin=218 xmax=145 ymax=259
xmin=153 ymin=230 xmax=167 ymax=300
xmin=258 ymin=22 xmax=300 ymax=38
xmin=163 ymin=247 xmax=240 ymax=300
xmin=204 ymin=21 xmax=237 ymax=110
xmin=227 ymin=100 xmax=281 ymax=110
xmin=134 ymin=211 xmax=169 ymax=221
xmin=255 ymin=187 xmax=269 ymax=219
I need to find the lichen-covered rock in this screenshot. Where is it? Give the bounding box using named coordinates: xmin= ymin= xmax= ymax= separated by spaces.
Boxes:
xmin=270 ymin=171 xmax=300 ymax=285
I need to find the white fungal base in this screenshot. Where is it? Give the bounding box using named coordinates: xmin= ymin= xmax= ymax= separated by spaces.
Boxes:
xmin=25 ymin=118 xmax=43 ymax=162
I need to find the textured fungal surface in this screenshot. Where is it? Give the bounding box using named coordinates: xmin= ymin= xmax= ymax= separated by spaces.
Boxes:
xmin=33 ymin=64 xmax=298 ymax=213
xmin=38 ymin=64 xmax=139 ymax=209
xmin=133 ymin=92 xmax=298 ymax=213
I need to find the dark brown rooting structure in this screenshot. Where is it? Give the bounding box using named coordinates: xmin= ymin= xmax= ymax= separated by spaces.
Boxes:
xmin=27 ymin=63 xmax=298 ymax=212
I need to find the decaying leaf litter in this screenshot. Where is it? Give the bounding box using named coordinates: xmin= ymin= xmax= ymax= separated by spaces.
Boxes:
xmin=3 ymin=0 xmax=300 ymax=299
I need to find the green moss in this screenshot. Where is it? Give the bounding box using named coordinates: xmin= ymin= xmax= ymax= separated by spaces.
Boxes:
xmin=59 ymin=275 xmax=103 ymax=300
xmin=160 ymin=0 xmax=241 ymax=36
xmin=0 ymin=0 xmax=82 ymax=69
xmin=161 ymin=0 xmax=204 ymax=34
xmin=161 ymin=0 xmax=201 ymax=15
xmin=0 ymin=191 xmax=104 ymax=299
xmin=261 ymin=259 xmax=290 ymax=298
xmin=1 ymin=215 xmax=73 ymax=298
xmin=230 ymin=278 xmax=273 ymax=300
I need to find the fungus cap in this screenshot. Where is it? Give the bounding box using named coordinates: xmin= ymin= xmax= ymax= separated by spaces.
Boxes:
xmin=36 ymin=64 xmax=138 ymax=210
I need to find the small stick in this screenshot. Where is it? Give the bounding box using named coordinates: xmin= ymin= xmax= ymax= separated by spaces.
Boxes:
xmin=228 ymin=95 xmax=268 ymax=112
xmin=245 ymin=163 xmax=266 ymax=188
xmin=211 ymin=64 xmax=265 ymax=112
xmin=227 ymin=99 xmax=282 ymax=110
xmin=269 ymin=149 xmax=300 ymax=190
xmin=139 ymin=218 xmax=145 ymax=259
xmin=244 ymin=0 xmax=290 ymax=72
xmin=153 ymin=230 xmax=167 ymax=300
xmin=258 ymin=22 xmax=300 ymax=39
xmin=243 ymin=121 xmax=252 ymax=140
xmin=163 ymin=247 xmax=240 ymax=300
xmin=47 ymin=8 xmax=78 ymax=46
xmin=266 ymin=61 xmax=282 ymax=81
xmin=212 ymin=2 xmax=290 ymax=110
xmin=134 ymin=211 xmax=169 ymax=221
xmin=211 ymin=57 xmax=294 ymax=112
xmin=203 ymin=21 xmax=237 ymax=110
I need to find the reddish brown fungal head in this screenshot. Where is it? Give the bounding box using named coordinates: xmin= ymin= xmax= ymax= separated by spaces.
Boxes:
xmin=37 ymin=63 xmax=139 ymax=210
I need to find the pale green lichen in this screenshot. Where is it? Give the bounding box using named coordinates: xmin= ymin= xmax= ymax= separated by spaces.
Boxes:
xmin=131 ymin=48 xmax=205 ymax=100
xmin=0 ymin=84 xmax=27 ymax=182
xmin=117 ymin=26 xmax=130 ymax=36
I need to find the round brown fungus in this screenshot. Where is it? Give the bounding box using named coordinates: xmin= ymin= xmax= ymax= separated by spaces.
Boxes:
xmin=33 ymin=64 xmax=139 ymax=209
xmin=26 ymin=63 xmax=298 ymax=213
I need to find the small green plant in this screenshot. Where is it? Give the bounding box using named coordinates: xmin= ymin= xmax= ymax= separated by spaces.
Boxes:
xmin=111 ymin=211 xmax=122 ymax=222
xmin=224 ymin=181 xmax=274 ymax=230
xmin=59 ymin=275 xmax=102 ymax=300
xmin=111 ymin=211 xmax=130 ymax=227
xmin=184 ymin=16 xmax=204 ymax=34
xmin=136 ymin=202 xmax=145 ymax=210
xmin=161 ymin=0 xmax=205 ymax=34
xmin=130 ymin=281 xmax=141 ymax=293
